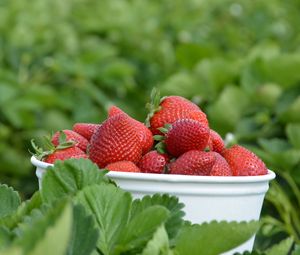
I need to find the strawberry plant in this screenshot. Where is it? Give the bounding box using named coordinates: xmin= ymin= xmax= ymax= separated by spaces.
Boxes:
xmin=0 ymin=159 xmax=295 ymax=255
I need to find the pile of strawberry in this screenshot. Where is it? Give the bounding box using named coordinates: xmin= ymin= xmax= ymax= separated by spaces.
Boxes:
xmin=33 ymin=92 xmax=267 ymax=176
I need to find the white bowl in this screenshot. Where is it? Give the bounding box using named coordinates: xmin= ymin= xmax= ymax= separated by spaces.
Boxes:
xmin=31 ymin=156 xmax=275 ymax=255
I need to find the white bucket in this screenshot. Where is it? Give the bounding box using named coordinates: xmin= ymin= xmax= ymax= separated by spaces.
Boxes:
xmin=31 ymin=156 xmax=275 ymax=255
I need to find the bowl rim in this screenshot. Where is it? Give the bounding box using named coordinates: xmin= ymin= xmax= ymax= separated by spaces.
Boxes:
xmin=31 ymin=156 xmax=276 ymax=183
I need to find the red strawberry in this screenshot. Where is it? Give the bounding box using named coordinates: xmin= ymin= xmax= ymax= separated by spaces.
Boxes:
xmin=89 ymin=114 xmax=143 ymax=168
xmin=105 ymin=161 xmax=141 ymax=173
xmin=210 ymin=152 xmax=232 ymax=176
xmin=138 ymin=151 xmax=168 ymax=174
xmin=168 ymin=150 xmax=215 ymax=176
xmin=222 ymin=145 xmax=267 ymax=176
xmin=148 ymin=95 xmax=208 ymax=135
xmin=52 ymin=130 xmax=89 ymax=152
xmin=207 ymin=129 xmax=225 ymax=153
xmin=45 ymin=147 xmax=88 ymax=164
xmin=108 ymin=105 xmax=124 ymax=116
xmin=73 ymin=123 xmax=101 ymax=140
xmin=108 ymin=106 xmax=154 ymax=154
xmin=165 ymin=119 xmax=210 ymax=157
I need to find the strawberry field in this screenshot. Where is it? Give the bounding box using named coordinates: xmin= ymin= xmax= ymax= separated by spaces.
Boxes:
xmin=1 ymin=0 xmax=300 ymax=254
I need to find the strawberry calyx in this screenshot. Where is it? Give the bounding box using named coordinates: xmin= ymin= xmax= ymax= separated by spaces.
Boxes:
xmin=145 ymin=87 xmax=162 ymax=127
xmin=153 ymin=124 xmax=172 ymax=154
xmin=31 ymin=131 xmax=76 ymax=161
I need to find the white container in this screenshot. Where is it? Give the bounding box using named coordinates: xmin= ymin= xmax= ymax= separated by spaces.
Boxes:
xmin=31 ymin=156 xmax=275 ymax=255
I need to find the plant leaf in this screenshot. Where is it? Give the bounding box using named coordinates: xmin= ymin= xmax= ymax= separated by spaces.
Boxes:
xmin=286 ymin=123 xmax=300 ymax=149
xmin=117 ymin=205 xmax=170 ymax=254
xmin=0 ymin=185 xmax=21 ymax=218
xmin=66 ymin=204 xmax=99 ymax=255
xmin=41 ymin=158 xmax=109 ymax=204
xmin=0 ymin=192 xmax=42 ymax=230
xmin=175 ymin=220 xmax=259 ymax=255
xmin=13 ymin=200 xmax=69 ymax=253
xmin=140 ymin=225 xmax=173 ymax=255
xmin=265 ymin=237 xmax=294 ymax=255
xmin=28 ymin=202 xmax=72 ymax=255
xmin=131 ymin=194 xmax=185 ymax=242
xmin=74 ymin=184 xmax=132 ymax=255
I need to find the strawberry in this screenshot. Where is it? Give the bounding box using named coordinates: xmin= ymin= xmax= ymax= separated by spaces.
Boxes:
xmin=138 ymin=151 xmax=168 ymax=174
xmin=210 ymin=152 xmax=232 ymax=176
xmin=164 ymin=119 xmax=210 ymax=157
xmin=45 ymin=147 xmax=88 ymax=164
xmin=222 ymin=145 xmax=267 ymax=176
xmin=89 ymin=114 xmax=143 ymax=168
xmin=108 ymin=106 xmax=154 ymax=154
xmin=73 ymin=123 xmax=101 ymax=140
xmin=207 ymin=129 xmax=225 ymax=153
xmin=146 ymin=90 xmax=208 ymax=135
xmin=108 ymin=105 xmax=124 ymax=116
xmin=52 ymin=130 xmax=89 ymax=152
xmin=31 ymin=135 xmax=87 ymax=164
xmin=105 ymin=161 xmax=141 ymax=173
xmin=168 ymin=150 xmax=215 ymax=176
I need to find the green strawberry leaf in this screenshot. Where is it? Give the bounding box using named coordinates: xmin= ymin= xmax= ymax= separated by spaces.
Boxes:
xmin=265 ymin=237 xmax=294 ymax=255
xmin=131 ymin=194 xmax=185 ymax=242
xmin=0 ymin=200 xmax=72 ymax=255
xmin=292 ymin=244 xmax=300 ymax=255
xmin=66 ymin=204 xmax=99 ymax=255
xmin=0 ymin=192 xmax=42 ymax=231
xmin=286 ymin=123 xmax=300 ymax=149
xmin=234 ymin=250 xmax=265 ymax=255
xmin=175 ymin=220 xmax=259 ymax=255
xmin=27 ymin=202 xmax=72 ymax=255
xmin=0 ymin=226 xmax=13 ymax=249
xmin=74 ymin=184 xmax=132 ymax=255
xmin=0 ymin=184 xmax=21 ymax=219
xmin=139 ymin=225 xmax=174 ymax=255
xmin=117 ymin=205 xmax=170 ymax=254
xmin=13 ymin=200 xmax=70 ymax=253
xmin=0 ymin=246 xmax=22 ymax=255
xmin=41 ymin=158 xmax=110 ymax=204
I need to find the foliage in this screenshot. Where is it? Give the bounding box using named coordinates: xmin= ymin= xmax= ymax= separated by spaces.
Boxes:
xmin=1 ymin=0 xmax=300 ymax=249
xmin=0 ymin=159 xmax=294 ymax=255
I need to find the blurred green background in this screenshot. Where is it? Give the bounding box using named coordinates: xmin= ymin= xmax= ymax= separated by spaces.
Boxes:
xmin=1 ymin=0 xmax=300 ymax=250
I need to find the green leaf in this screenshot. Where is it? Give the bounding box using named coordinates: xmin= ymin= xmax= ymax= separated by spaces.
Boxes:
xmin=41 ymin=159 xmax=109 ymax=204
xmin=234 ymin=250 xmax=264 ymax=255
xmin=27 ymin=202 xmax=73 ymax=255
xmin=117 ymin=205 xmax=170 ymax=254
xmin=292 ymin=244 xmax=300 ymax=255
xmin=207 ymin=86 xmax=250 ymax=135
xmin=286 ymin=123 xmax=300 ymax=149
xmin=140 ymin=225 xmax=173 ymax=255
xmin=74 ymin=184 xmax=132 ymax=255
xmin=175 ymin=221 xmax=259 ymax=255
xmin=0 ymin=200 xmax=72 ymax=255
xmin=0 ymin=247 xmax=22 ymax=255
xmin=176 ymin=43 xmax=218 ymax=69
xmin=258 ymin=138 xmax=291 ymax=153
xmin=131 ymin=194 xmax=185 ymax=242
xmin=265 ymin=237 xmax=294 ymax=255
xmin=66 ymin=204 xmax=99 ymax=255
xmin=13 ymin=200 xmax=70 ymax=253
xmin=0 ymin=185 xmax=21 ymax=219
xmin=0 ymin=192 xmax=42 ymax=231
xmin=0 ymin=226 xmax=13 ymax=249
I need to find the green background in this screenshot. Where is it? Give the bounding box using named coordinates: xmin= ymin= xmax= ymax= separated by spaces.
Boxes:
xmin=1 ymin=0 xmax=300 ymax=250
